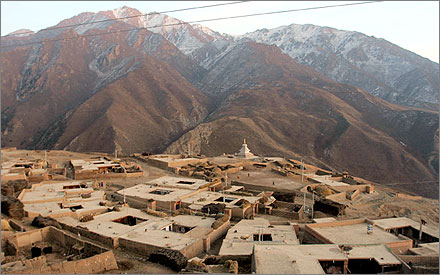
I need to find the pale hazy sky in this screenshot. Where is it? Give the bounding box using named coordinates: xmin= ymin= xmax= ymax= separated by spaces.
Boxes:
xmin=1 ymin=1 xmax=439 ymax=62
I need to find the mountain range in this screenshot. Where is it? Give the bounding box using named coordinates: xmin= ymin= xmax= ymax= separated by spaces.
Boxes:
xmin=1 ymin=6 xmax=438 ymax=198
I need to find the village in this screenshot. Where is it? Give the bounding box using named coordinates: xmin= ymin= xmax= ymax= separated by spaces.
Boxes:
xmin=1 ymin=140 xmax=439 ymax=274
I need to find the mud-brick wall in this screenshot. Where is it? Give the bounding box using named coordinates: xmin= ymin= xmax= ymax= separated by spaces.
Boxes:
xmin=347 ymin=189 xmax=361 ymax=200
xmin=125 ymin=171 xmax=143 ymax=177
xmin=117 ymin=238 xmax=161 ymax=257
xmin=1 ymin=173 xmax=27 ymax=182
xmin=45 ymin=226 xmax=109 ymax=255
xmin=112 ymin=193 xmax=146 ymax=209
xmin=325 ymin=192 xmax=347 ymax=201
xmin=386 ymin=239 xmax=413 ymax=255
xmin=28 ymin=174 xmax=52 ymax=183
xmin=180 ymin=239 xmax=204 ymax=259
xmin=146 ymin=159 xmax=169 ymax=170
xmin=47 ymin=167 xmax=65 ymax=175
xmin=10 ymin=227 xmax=47 ymax=247
xmin=231 ymin=207 xmax=245 ymax=218
xmin=398 ymin=255 xmax=439 ymax=273
xmin=231 ymin=181 xmax=294 ymax=193
xmin=271 ymin=201 xmax=303 ymax=219
xmin=74 ymin=171 xmax=98 ymax=180
xmin=155 ymin=200 xmax=178 ymax=211
xmin=3 ymin=250 xmax=118 ymax=274
xmin=208 ymin=220 xmax=231 ymax=244
xmin=59 ymin=223 xmax=117 ymax=249
xmin=271 ymin=209 xmax=300 ymax=219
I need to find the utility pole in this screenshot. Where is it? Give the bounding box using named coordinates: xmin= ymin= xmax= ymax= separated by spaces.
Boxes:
xmin=115 ymin=149 xmax=117 ymax=159
xmin=225 ymin=172 xmax=228 ymax=186
xmin=44 ymin=150 xmax=47 ymax=168
xmin=256 ymin=226 xmax=263 ymax=242
xmin=303 ymin=192 xmax=306 ymax=214
xmin=419 ymin=219 xmax=426 ymax=245
xmin=259 ymin=227 xmax=262 ymax=242
xmin=301 ymin=159 xmax=304 ymax=183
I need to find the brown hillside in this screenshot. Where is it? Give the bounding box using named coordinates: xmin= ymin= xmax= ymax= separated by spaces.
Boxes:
xmin=166 ymin=41 xmax=438 ymax=198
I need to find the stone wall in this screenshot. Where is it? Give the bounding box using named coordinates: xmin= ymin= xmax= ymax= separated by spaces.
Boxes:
xmin=2 ymin=226 xmax=117 ymax=274
xmin=325 ymin=192 xmax=347 ymax=201
xmin=231 ymin=207 xmax=245 ymax=219
xmin=330 ymin=184 xmax=373 ymax=193
xmin=207 ymin=219 xmax=231 ymax=245
xmin=271 ymin=201 xmax=303 ymax=220
xmin=118 ymin=218 xmax=230 ymax=260
xmin=181 ymin=239 xmax=204 ymax=258
xmin=117 ymin=237 xmax=161 ymax=257
xmin=146 ymin=159 xmax=170 ymax=170
xmin=347 ymin=189 xmax=361 ymax=200
xmin=386 ymin=238 xmax=413 ymax=255
xmin=59 ymin=223 xmax=117 ymax=248
xmin=2 ymin=250 xmax=117 ymax=274
xmin=125 ymin=171 xmax=143 ymax=177
xmin=1 ymin=173 xmax=27 ymax=182
xmin=27 ymin=174 xmax=52 ymax=183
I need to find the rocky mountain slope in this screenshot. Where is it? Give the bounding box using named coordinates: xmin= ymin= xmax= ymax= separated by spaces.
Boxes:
xmin=2 ymin=6 xmax=438 ymax=197
xmin=2 ymin=19 xmax=211 ymax=153
xmin=237 ymin=24 xmax=439 ymax=110
xmin=164 ymin=41 xmax=438 ymax=198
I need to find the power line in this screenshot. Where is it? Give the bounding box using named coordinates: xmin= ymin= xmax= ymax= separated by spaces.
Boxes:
xmin=2 ymin=1 xmax=248 ymax=38
xmin=1 ymin=1 xmax=382 ymax=49
xmin=384 ymin=180 xmax=438 ymax=186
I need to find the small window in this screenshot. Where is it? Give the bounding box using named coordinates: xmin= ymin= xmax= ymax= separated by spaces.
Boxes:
xmin=177 ymin=181 xmax=195 ymax=185
xmin=214 ymin=197 xmax=235 ymax=203
xmin=149 ymin=190 xmax=173 ymax=195
xmin=113 ymin=216 xmax=148 ymax=226
xmin=235 ymin=199 xmax=245 ymax=206
xmin=253 ymin=234 xmax=273 ymax=241
xmin=70 ymin=205 xmax=83 ymax=211
xmin=63 ymin=185 xmax=81 ymax=189
xmin=166 ymin=223 xmax=195 ymax=233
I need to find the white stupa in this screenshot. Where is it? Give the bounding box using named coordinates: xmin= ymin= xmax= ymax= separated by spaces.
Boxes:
xmin=235 ymin=139 xmax=256 ymax=159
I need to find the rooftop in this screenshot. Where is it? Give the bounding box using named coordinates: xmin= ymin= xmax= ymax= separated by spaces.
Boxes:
xmin=253 ymin=243 xmax=401 ymax=274
xmin=373 ymin=217 xmax=439 ymax=238
xmin=306 ymin=219 xmax=404 ymax=245
xmin=181 ymin=190 xmax=261 ymax=210
xmin=117 ymin=184 xmax=194 ymax=202
xmin=219 ymin=218 xmax=298 ymax=256
xmin=58 ymin=206 xmax=219 ymax=250
xmin=304 ymin=174 xmax=349 ymax=187
xmin=144 ymin=176 xmax=210 ymax=190
xmin=234 ymin=170 xmax=306 ymax=190
xmin=207 ymin=156 xmax=249 ymax=166
xmin=19 ymin=180 xmax=95 ymax=203
xmin=70 ymin=158 xmax=123 ymax=171
xmin=58 ymin=207 xmax=154 ymax=238
xmin=23 ymin=199 xmax=107 ymax=217
xmin=150 ymin=156 xmax=205 ymax=163
xmin=313 ymin=217 xmax=337 ymax=223
xmin=18 ymin=180 xmax=106 ymax=217
xmin=253 ymin=244 xmax=345 ymax=274
xmin=409 ymin=242 xmax=439 ymax=256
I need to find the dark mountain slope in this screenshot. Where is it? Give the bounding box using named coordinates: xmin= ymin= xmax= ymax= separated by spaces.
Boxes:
xmin=166 ymin=42 xmax=438 ymax=198
xmin=1 ymin=20 xmax=208 ymax=151
xmin=55 ymin=55 xmax=210 ymax=154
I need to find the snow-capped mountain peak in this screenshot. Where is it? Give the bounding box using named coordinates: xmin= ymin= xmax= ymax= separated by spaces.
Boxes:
xmin=5 ymin=29 xmax=34 ymax=37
